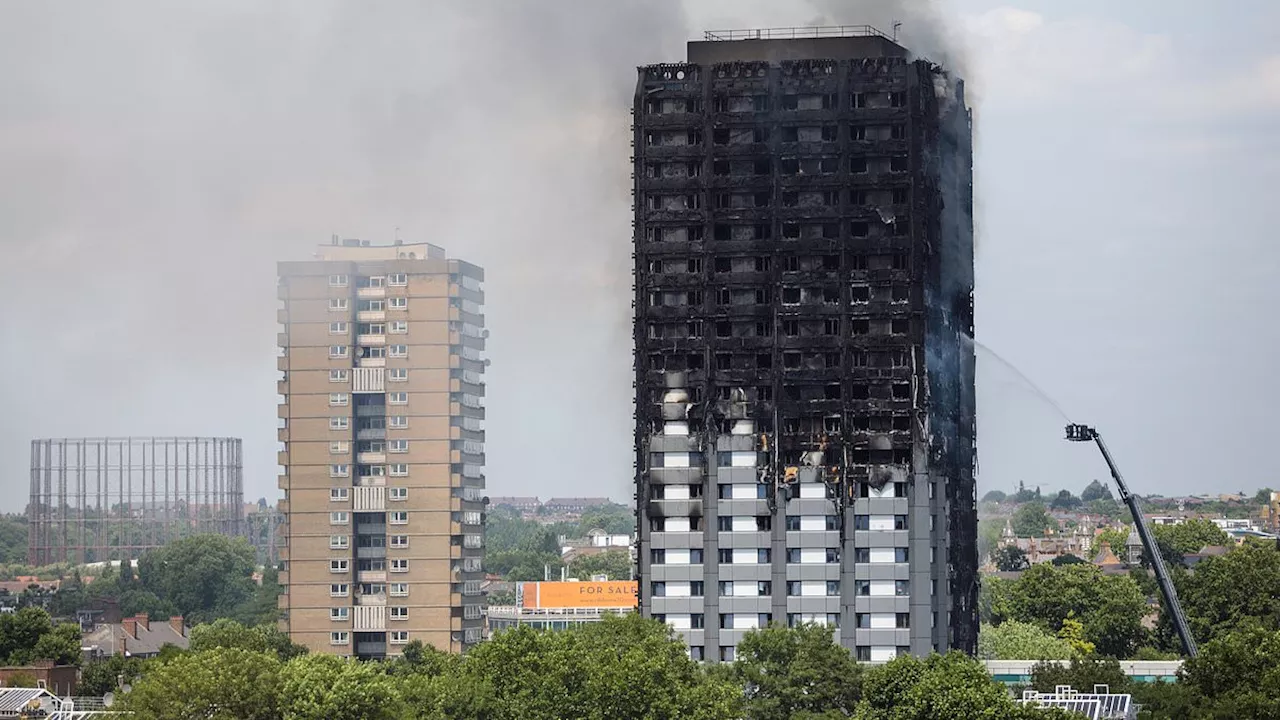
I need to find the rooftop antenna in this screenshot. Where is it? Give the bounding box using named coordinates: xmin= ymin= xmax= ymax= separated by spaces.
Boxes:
xmin=394 ymin=226 xmax=402 ymax=245
xmin=892 ymin=21 xmax=902 ymax=41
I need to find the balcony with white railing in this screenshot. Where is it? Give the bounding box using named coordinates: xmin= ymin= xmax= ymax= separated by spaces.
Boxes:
xmin=357 ymin=286 xmax=386 ymax=299
xmin=358 ymin=570 xmax=387 ymax=583
xmin=357 ymin=310 xmax=386 ymax=322
xmin=357 ymin=334 xmax=386 ymax=346
xmin=357 ymin=593 xmax=387 ymax=606
xmin=357 ymin=452 xmax=386 ymax=464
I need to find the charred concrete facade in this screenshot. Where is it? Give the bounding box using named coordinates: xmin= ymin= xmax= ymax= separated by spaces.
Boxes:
xmin=278 ymin=239 xmax=486 ymax=658
xmin=632 ymin=29 xmax=976 ymax=662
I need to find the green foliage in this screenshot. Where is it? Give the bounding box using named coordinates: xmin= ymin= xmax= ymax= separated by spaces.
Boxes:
xmin=1011 ymin=502 xmax=1056 ymax=538
xmin=1050 ymin=554 xmax=1085 ymax=566
xmin=993 ymin=563 xmax=1149 ymax=658
xmin=1152 ymin=519 xmax=1231 ymax=558
xmin=1178 ymin=626 xmax=1280 ymax=719
xmin=0 ymin=606 xmax=82 ymax=666
xmin=119 ymin=646 xmax=283 ymax=720
xmin=1050 ymin=490 xmax=1081 ymax=511
xmin=575 ymin=504 xmax=634 ymax=535
xmin=980 ymin=490 xmax=1007 ymax=504
xmin=1029 ymin=656 xmax=1130 ymax=694
xmin=188 ymin=618 xmax=307 ymax=661
xmin=1166 ymin=542 xmax=1280 ymax=648
xmin=279 ymin=653 xmax=402 ymax=720
xmin=858 ymin=652 xmax=1069 ymax=719
xmin=978 ymin=576 xmax=1012 ymax=625
xmin=1096 ymin=526 xmax=1131 ymax=557
xmin=567 ymin=549 xmax=632 ymax=580
xmin=733 ymin=623 xmax=861 ymax=719
xmin=78 ymin=654 xmax=145 ymax=696
xmin=0 ymin=516 xmax=28 ymax=565
xmin=1012 ymin=481 xmax=1039 ymax=504
xmin=978 ymin=621 xmax=1074 ymax=661
xmin=1056 ymin=616 xmax=1094 ymax=656
xmin=136 ymin=535 xmax=257 ymax=624
xmin=977 ymin=519 xmax=1002 ymax=562
xmin=1080 ymin=480 xmax=1113 ymax=503
xmin=1255 ymin=487 xmax=1275 ymax=505
xmin=993 ymin=545 xmax=1030 ymax=572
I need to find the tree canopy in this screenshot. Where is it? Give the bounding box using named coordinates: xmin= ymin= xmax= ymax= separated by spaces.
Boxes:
xmin=0 ymin=606 xmax=82 ymax=666
xmin=1011 ymin=502 xmax=1057 ymax=538
xmin=136 ymin=534 xmax=258 ymax=624
xmin=732 ymin=623 xmax=861 ymax=720
xmin=993 ymin=545 xmax=1030 ymax=572
xmin=978 ymin=621 xmax=1074 ymax=661
xmin=1080 ymin=480 xmax=1113 ymax=503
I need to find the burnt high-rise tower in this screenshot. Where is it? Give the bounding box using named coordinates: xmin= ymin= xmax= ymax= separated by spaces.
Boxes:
xmin=632 ymin=27 xmax=976 ymax=662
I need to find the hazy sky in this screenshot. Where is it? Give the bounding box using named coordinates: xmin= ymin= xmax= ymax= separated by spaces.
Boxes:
xmin=1 ymin=1 xmax=1277 ymax=511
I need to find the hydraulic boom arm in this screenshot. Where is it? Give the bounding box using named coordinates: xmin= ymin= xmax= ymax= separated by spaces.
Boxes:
xmin=1065 ymin=424 xmax=1198 ymax=658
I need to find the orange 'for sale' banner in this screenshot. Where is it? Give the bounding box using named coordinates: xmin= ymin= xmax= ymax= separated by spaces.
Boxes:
xmin=520 ymin=581 xmax=637 ymax=609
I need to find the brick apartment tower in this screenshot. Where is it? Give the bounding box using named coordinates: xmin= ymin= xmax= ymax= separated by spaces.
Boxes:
xmin=278 ymin=238 xmax=487 ymax=658
xmin=633 ymin=28 xmax=977 ymax=662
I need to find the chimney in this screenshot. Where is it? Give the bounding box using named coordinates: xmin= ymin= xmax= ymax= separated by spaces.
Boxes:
xmin=135 ymin=613 xmax=149 ymax=631
xmin=169 ymin=615 xmax=185 ymax=637
xmin=118 ymin=634 xmax=127 ymax=656
xmin=122 ymin=618 xmax=137 ymax=638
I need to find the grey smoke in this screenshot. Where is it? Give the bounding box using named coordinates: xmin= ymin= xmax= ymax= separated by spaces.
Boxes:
xmin=0 ymin=1 xmax=967 ymax=510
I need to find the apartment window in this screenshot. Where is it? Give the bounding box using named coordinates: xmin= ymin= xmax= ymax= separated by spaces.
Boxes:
xmin=329 ymin=417 xmax=350 ymax=431
xmin=329 ymin=583 xmax=350 ymax=597
xmin=330 ymin=511 xmax=349 ymax=525
xmin=719 ymin=614 xmax=733 ymax=629
xmin=329 ymin=535 xmax=349 ymax=550
xmin=389 ymin=296 xmax=407 ymax=309
xmin=690 ymin=581 xmax=704 ymax=597
xmin=329 ymin=274 xmax=348 ymax=287
xmin=329 ymin=559 xmax=349 ymax=573
xmin=389 ymin=487 xmax=408 ymax=501
xmin=388 ymin=368 xmax=408 ymax=382
xmin=389 ymin=416 xmax=408 ymax=429
xmin=651 ymin=582 xmax=666 ymax=597
xmin=329 ymin=369 xmax=349 ymax=383
xmin=388 ymin=273 xmax=407 ymax=286
xmin=389 ymin=439 xmax=408 ymax=453
xmin=365 ymin=276 xmax=386 ymax=288
xmin=651 ymin=549 xmax=665 ymax=564
xmin=389 ymin=345 xmax=408 ymax=357
xmin=389 ymin=320 xmax=408 ymax=334
xmin=328 ymin=393 xmax=349 ymax=407
xmin=329 ymin=441 xmax=349 ymax=454
xmin=718 ymin=549 xmax=733 ymax=565
xmin=329 ymin=464 xmax=350 ymax=478
xmin=389 ymin=464 xmax=409 ymax=477
xmin=329 ymin=488 xmax=349 ymax=502
xmin=390 ymin=583 xmax=409 ymax=597
xmin=388 ymin=392 xmax=408 ymax=405
xmin=827 ymin=580 xmax=841 ymax=596
xmin=329 ymin=631 xmax=350 ymax=645
xmin=390 ymin=606 xmax=408 ymax=620
xmin=389 ymin=511 xmax=408 ymax=525
xmin=389 ymin=631 xmax=409 ymax=645
xmin=328 ymin=298 xmax=348 ymax=311
xmin=391 ymin=559 xmax=408 ymax=572
xmin=390 ymin=535 xmax=408 ymax=548
xmin=328 ymin=345 xmax=349 ymax=358
xmin=329 ymin=321 xmax=348 ymax=334
xmin=897 ymin=580 xmax=910 ymax=596
xmin=329 ymin=607 xmax=349 ymax=621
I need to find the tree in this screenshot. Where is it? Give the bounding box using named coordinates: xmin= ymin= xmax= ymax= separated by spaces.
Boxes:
xmin=1050 ymin=554 xmax=1085 ymax=566
xmin=733 ymin=623 xmax=861 ymax=720
xmin=1056 ymin=616 xmax=1095 ymax=656
xmin=977 ymin=519 xmax=1003 ymax=563
xmin=858 ymin=652 xmax=1069 ymax=719
xmin=78 ymin=654 xmax=145 ymax=697
xmin=1178 ymin=626 xmax=1280 ymax=719
xmin=980 ymin=490 xmax=1007 ymax=504
xmin=135 ymin=534 xmax=257 ymax=623
xmin=1049 ymin=490 xmax=1081 ymax=511
xmin=977 ymin=621 xmax=1073 ymax=661
xmin=567 ymin=549 xmax=632 ymax=580
xmin=1011 ymin=502 xmax=1056 ymax=537
xmin=1152 ymin=519 xmax=1231 ymax=557
xmin=1255 ymin=487 xmax=1275 ymax=505
xmin=1002 ymin=563 xmax=1148 ymax=658
xmin=0 ymin=516 xmax=28 ymax=565
xmin=1012 ymin=482 xmax=1038 ymax=504
xmin=1095 ymin=526 xmax=1131 ymax=558
xmin=278 ymin=654 xmax=402 ymax=720
xmin=0 ymin=606 xmax=81 ymax=666
xmin=118 ymin=647 xmax=283 ymax=720
xmin=1029 ymin=656 xmax=1129 ymax=694
xmin=575 ymin=504 xmax=634 ymax=535
xmin=189 ymin=618 xmax=307 ymax=661
xmin=1080 ymin=480 xmax=1113 ymax=503
xmin=993 ymin=545 xmax=1030 ymax=572
xmin=1165 ymin=542 xmax=1280 ymax=647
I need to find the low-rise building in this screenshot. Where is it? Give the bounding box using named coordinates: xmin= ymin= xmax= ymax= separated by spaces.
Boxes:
xmin=82 ymin=613 xmax=188 ymax=659
xmin=488 ymin=581 xmax=636 ymax=633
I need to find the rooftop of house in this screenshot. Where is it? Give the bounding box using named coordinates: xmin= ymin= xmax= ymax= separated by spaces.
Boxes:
xmin=82 ymin=613 xmax=189 ymax=657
